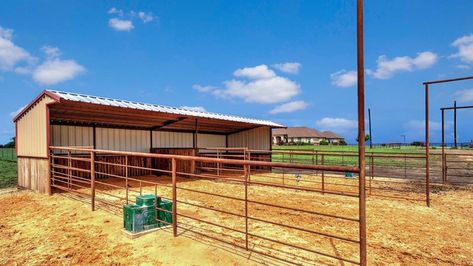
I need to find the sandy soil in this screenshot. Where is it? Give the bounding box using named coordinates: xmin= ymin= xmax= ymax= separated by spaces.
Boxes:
xmin=1 ymin=174 xmax=473 ymax=265
xmin=0 ymin=189 xmax=258 ymax=266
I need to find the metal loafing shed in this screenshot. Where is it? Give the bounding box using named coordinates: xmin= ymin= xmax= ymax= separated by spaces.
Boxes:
xmin=13 ymin=90 xmax=284 ymax=194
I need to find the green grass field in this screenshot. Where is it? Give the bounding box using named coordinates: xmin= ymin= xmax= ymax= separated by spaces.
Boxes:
xmin=0 ymin=148 xmax=16 ymax=161
xmin=0 ymin=148 xmax=17 ymax=188
xmin=272 ymin=145 xmax=425 ymax=154
xmin=271 ymin=145 xmax=428 ymax=167
xmin=0 ymin=160 xmax=17 ymax=188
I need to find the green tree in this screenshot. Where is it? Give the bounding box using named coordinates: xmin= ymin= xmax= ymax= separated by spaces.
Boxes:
xmin=356 ymin=134 xmax=370 ymax=143
xmin=4 ymin=137 xmax=15 ymax=148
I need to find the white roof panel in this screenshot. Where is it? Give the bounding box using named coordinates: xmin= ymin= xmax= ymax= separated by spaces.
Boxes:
xmin=47 ymin=90 xmax=284 ymax=128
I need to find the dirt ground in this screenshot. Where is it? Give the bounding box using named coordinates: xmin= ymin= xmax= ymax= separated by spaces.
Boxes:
xmin=1 ymin=174 xmax=473 ymax=265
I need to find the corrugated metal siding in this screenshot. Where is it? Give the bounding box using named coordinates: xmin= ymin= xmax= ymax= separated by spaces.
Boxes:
xmin=51 ymin=125 xmax=93 ymax=147
xmin=97 ymin=128 xmax=150 ymax=152
xmin=152 ymin=131 xmax=193 ymax=148
xmin=197 ymin=134 xmax=226 ymax=148
xmin=228 ymin=126 xmax=270 ymax=150
xmin=17 ymin=95 xmax=56 ymax=157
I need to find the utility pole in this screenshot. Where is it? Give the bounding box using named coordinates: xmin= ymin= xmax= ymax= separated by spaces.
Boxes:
xmin=368 ymin=108 xmax=372 ymax=149
xmin=401 ymin=134 xmax=406 ymax=146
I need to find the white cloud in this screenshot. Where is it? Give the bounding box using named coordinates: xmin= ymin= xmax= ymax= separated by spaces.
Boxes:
xmin=9 ymin=104 xmax=26 ymax=118
xmin=234 ymin=64 xmax=276 ymax=80
xmin=33 ymin=59 xmax=85 ymax=85
xmin=108 ymin=18 xmax=134 ymax=31
xmin=197 ymin=64 xmax=301 ymax=104
xmin=367 ymin=51 xmax=438 ymax=79
xmin=412 ymin=52 xmax=438 ymax=69
xmin=0 ymin=27 xmax=13 ymax=40
xmin=138 ymin=11 xmax=155 ymax=23
xmin=456 ymin=64 xmax=471 ymax=70
xmin=269 ymin=100 xmax=308 ymax=114
xmin=180 ymin=106 xmax=207 ymax=112
xmin=108 ymin=7 xmax=124 ymax=16
xmin=192 ymin=84 xmax=217 ymax=93
xmin=0 ymin=26 xmax=36 ymax=71
xmin=0 ymin=25 xmax=84 ymax=84
xmin=451 ymin=34 xmax=473 ymax=64
xmin=454 ymin=89 xmax=473 ymax=103
xmin=42 ymin=46 xmax=61 ymax=59
xmin=216 ymin=76 xmax=300 ymax=104
xmin=331 ymin=70 xmax=357 ymax=88
xmin=107 ymin=8 xmax=155 ymax=30
xmin=273 ymin=62 xmax=301 ymax=74
xmin=315 ymin=117 xmax=357 ymax=134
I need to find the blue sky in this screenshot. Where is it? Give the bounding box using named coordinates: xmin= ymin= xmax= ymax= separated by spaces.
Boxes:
xmin=1 ymin=0 xmax=473 ymax=144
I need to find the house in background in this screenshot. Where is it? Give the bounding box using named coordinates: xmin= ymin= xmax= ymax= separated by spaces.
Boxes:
xmin=272 ymin=127 xmax=345 ymax=145
xmin=320 ymin=131 xmax=345 ymax=144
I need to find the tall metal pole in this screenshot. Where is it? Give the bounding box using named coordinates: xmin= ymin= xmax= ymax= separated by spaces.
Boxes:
xmin=425 ymin=84 xmax=430 ymax=207
xmin=441 ymin=109 xmax=445 ymax=184
xmin=368 ymin=108 xmax=372 ymax=149
xmin=90 ymin=151 xmax=96 ymax=211
xmin=356 ymin=0 xmax=367 ymax=264
xmin=454 ymin=100 xmax=457 ymax=148
xmin=172 ymin=158 xmax=177 ymax=237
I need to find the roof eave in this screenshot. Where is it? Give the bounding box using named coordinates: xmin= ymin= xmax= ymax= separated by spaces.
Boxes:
xmin=13 ymin=90 xmax=61 ymax=122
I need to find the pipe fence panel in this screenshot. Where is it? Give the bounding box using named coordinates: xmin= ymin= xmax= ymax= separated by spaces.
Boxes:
xmin=49 ymin=146 xmax=365 ymax=265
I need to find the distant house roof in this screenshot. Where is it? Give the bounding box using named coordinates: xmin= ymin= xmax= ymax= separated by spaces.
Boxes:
xmin=272 ymin=127 xmax=344 ymax=139
xmin=320 ymin=131 xmax=343 ymax=139
xmin=273 ymin=127 xmax=322 ymax=138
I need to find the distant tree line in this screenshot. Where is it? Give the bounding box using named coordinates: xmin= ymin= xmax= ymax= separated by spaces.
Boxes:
xmin=0 ymin=137 xmax=15 ymax=148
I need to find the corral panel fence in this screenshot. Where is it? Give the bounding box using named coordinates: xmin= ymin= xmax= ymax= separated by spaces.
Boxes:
xmin=199 ymin=147 xmax=473 ymax=206
xmin=49 ymin=146 xmax=366 ymax=265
